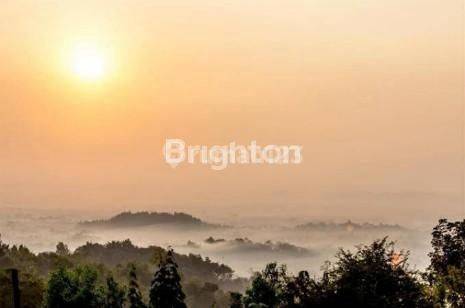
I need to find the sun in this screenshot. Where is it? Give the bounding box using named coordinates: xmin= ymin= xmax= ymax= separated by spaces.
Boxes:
xmin=70 ymin=43 xmax=107 ymax=81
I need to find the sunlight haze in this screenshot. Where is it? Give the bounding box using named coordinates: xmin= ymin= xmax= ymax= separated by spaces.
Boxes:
xmin=0 ymin=0 xmax=463 ymax=224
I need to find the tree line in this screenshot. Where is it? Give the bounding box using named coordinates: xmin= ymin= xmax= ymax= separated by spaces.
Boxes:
xmin=234 ymin=219 xmax=464 ymax=308
xmin=44 ymin=249 xmax=185 ymax=308
xmin=1 ymin=218 xmax=464 ymax=307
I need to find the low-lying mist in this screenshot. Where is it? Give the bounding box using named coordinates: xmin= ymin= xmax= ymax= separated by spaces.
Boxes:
xmin=0 ymin=208 xmax=433 ymax=277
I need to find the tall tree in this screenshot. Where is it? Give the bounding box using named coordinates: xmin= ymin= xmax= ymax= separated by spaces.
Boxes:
xmin=428 ymin=219 xmax=465 ymax=307
xmin=149 ymin=249 xmax=186 ymax=308
xmin=243 ymin=263 xmax=288 ymax=307
xmin=127 ymin=264 xmax=146 ymax=308
xmin=229 ymin=292 xmax=243 ymax=308
xmin=105 ymin=275 xmax=125 ymax=308
xmin=55 ymin=242 xmax=70 ymax=256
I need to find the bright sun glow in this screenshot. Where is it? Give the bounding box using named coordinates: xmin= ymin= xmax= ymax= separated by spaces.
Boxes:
xmin=70 ymin=43 xmax=107 ymax=81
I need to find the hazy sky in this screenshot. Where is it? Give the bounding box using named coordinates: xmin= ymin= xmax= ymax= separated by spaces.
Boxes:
xmin=0 ymin=1 xmax=463 ymax=222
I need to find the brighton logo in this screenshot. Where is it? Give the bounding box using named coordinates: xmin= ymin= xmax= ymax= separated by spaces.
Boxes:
xmin=163 ymin=139 xmax=303 ymax=170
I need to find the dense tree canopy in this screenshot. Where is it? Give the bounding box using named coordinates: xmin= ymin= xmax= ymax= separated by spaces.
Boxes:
xmin=241 ymin=239 xmax=431 ymax=307
xmin=323 ymin=238 xmax=429 ymax=308
xmin=427 ymin=219 xmax=465 ymax=307
xmin=105 ymin=275 xmax=126 ymax=308
xmin=45 ymin=266 xmax=105 ymax=308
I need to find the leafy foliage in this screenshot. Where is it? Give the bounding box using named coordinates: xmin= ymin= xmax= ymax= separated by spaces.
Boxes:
xmin=105 ymin=275 xmax=125 ymax=308
xmin=127 ymin=263 xmax=146 ymax=308
xmin=427 ymin=219 xmax=465 ymax=307
xmin=149 ymin=249 xmax=186 ymax=308
xmin=55 ymin=242 xmax=70 ymax=257
xmin=0 ymin=238 xmax=243 ymax=308
xmin=241 ymin=238 xmax=431 ymax=308
xmin=229 ymin=292 xmax=244 ymax=308
xmin=0 ymin=269 xmax=45 ymax=308
xmin=243 ymin=263 xmax=288 ymax=307
xmin=324 ymin=238 xmax=430 ymax=308
xmin=44 ymin=266 xmax=105 ymax=308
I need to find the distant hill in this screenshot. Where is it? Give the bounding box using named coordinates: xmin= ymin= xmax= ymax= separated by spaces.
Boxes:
xmin=295 ymin=220 xmax=406 ymax=232
xmin=198 ymin=237 xmax=313 ymax=257
xmin=79 ymin=211 xmax=223 ymax=229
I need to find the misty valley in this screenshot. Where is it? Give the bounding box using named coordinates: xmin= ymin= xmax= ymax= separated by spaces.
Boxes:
xmin=0 ymin=209 xmax=432 ymax=277
xmin=2 ymin=209 xmax=463 ymax=307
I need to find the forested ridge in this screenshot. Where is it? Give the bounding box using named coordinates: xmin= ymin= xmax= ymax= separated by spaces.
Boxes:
xmin=80 ymin=212 xmax=224 ymax=229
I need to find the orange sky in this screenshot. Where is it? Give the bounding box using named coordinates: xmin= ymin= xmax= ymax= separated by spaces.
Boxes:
xmin=0 ymin=0 xmax=463 ymax=222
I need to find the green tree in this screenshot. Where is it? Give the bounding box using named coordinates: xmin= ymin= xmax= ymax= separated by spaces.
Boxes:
xmin=127 ymin=264 xmax=146 ymax=308
xmin=149 ymin=249 xmax=186 ymax=308
xmin=229 ymin=292 xmax=243 ymax=308
xmin=243 ymin=263 xmax=288 ymax=307
xmin=324 ymin=237 xmax=430 ymax=308
xmin=55 ymin=242 xmax=70 ymax=256
xmin=281 ymin=270 xmax=317 ymax=307
xmin=45 ymin=266 xmax=104 ymax=308
xmin=105 ymin=275 xmax=125 ymax=308
xmin=428 ymin=219 xmax=465 ymax=307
